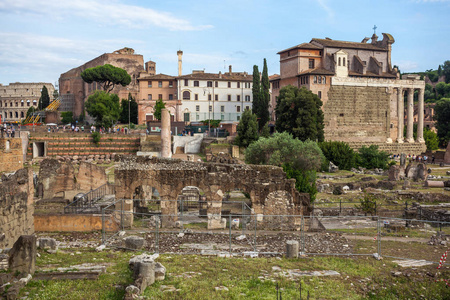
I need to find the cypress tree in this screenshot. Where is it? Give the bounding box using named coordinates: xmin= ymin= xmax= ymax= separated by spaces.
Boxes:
xmin=38 ymin=86 xmax=50 ymax=110
xmin=251 ymin=65 xmax=261 ymax=119
xmin=259 ymin=58 xmax=270 ymax=131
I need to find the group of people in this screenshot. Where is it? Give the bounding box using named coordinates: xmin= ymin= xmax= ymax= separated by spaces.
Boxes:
xmin=1 ymin=124 xmax=16 ymax=138
xmin=391 ymin=153 xmax=435 ymax=164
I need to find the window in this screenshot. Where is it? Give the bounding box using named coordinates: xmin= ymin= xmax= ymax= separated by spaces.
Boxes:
xmin=158 ymin=94 xmax=163 ymax=100
xmin=27 ymin=100 xmax=30 ymax=107
xmin=245 ymin=106 xmax=250 ymax=111
xmin=21 ymin=101 xmax=24 ymax=107
xmin=158 ymin=81 xmax=162 ymax=88
xmin=4 ymin=102 xmax=6 ymax=107
xmin=169 ymin=81 xmax=173 ymax=87
xmin=195 ymin=94 xmax=198 ymax=100
xmin=245 ymin=95 xmax=250 ymax=102
xmin=209 ymin=105 xmax=212 ymax=112
xmin=215 ymin=81 xmax=218 ymax=87
xmin=363 ymin=61 xmax=367 ymax=66
xmin=236 ymin=106 xmax=241 ymax=112
xmin=148 ymin=94 xmax=152 ymax=100
xmin=318 ymin=76 xmax=322 ymax=84
xmin=208 ymin=94 xmax=212 ymax=101
xmin=196 ymin=105 xmax=200 ymax=112
xmin=309 ymin=59 xmax=315 ymax=69
xmin=15 ymin=102 xmax=18 ymax=107
xmin=32 ymin=100 xmax=37 ymax=106
xmin=338 ymin=57 xmax=341 ymax=66
xmin=343 ymin=58 xmax=346 ymax=67
xmin=184 ymin=79 xmax=189 ymax=86
xmin=313 ymin=76 xmax=317 ymax=84
xmin=20 ymin=112 xmax=24 ymax=118
xmin=221 ymin=106 xmax=224 ymax=112
xmin=183 ymin=91 xmax=190 ymax=100
xmin=215 ymin=95 xmax=218 ymax=101
xmin=194 ymin=81 xmax=199 ymax=87
xmin=207 ymin=81 xmax=213 ymax=87
xmin=323 ymin=77 xmax=326 ymax=84
xmin=184 ymin=113 xmax=190 ymax=122
xmin=221 ymin=115 xmax=224 ymax=120
xmin=228 ymin=95 xmax=231 ymax=101
xmin=148 ymin=81 xmax=152 ymax=88
xmin=9 ymin=112 xmax=12 ymax=118
xmin=237 ymin=82 xmax=240 ymax=88
xmin=237 ymin=116 xmax=240 ymax=121
xmin=15 ymin=112 xmax=18 ymax=118
xmin=228 ymin=82 xmax=231 ymax=88
xmin=318 ymin=91 xmax=322 ymax=99
xmin=169 ymin=94 xmax=173 ymax=100
xmin=237 ymin=95 xmax=240 ymax=102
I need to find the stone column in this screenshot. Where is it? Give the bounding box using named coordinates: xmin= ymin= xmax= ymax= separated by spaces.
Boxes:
xmin=406 ymin=88 xmax=414 ymax=143
xmin=161 ymin=109 xmax=171 ymax=158
xmin=417 ymin=88 xmax=425 ymax=143
xmin=396 ymin=88 xmax=404 ymax=143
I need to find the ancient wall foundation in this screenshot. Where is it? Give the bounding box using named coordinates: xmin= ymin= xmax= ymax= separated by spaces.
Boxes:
xmin=0 ymin=138 xmax=24 ymax=173
xmin=0 ymin=168 xmax=34 ymax=248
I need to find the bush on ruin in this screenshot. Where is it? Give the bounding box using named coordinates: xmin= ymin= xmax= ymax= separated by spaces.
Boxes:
xmin=319 ymin=141 xmax=357 ymax=170
xmin=356 ymin=145 xmax=390 ymax=170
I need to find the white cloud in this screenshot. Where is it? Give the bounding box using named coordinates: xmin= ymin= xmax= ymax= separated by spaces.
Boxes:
xmin=0 ymin=0 xmax=213 ymax=31
xmin=396 ymin=60 xmax=419 ymax=72
xmin=316 ymin=0 xmax=335 ymax=19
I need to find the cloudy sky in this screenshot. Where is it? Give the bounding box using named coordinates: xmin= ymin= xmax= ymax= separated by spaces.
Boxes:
xmin=0 ymin=0 xmax=449 ymax=87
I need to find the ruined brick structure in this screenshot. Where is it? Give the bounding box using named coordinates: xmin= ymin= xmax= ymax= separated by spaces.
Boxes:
xmin=0 ymin=138 xmax=23 ymax=173
xmin=0 ymin=168 xmax=34 ymax=248
xmin=271 ymin=33 xmax=426 ymax=154
xmin=59 ymin=48 xmax=144 ymax=118
xmin=115 ymin=156 xmax=309 ymax=229
xmin=37 ymin=159 xmax=107 ymax=201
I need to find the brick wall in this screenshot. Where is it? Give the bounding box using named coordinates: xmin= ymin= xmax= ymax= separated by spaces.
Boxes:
xmin=0 ymin=138 xmax=23 ymax=173
xmin=0 ymin=168 xmax=34 ymax=249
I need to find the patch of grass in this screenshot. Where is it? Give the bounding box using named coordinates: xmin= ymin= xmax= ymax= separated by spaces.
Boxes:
xmin=183 ymin=222 xmax=207 ymax=229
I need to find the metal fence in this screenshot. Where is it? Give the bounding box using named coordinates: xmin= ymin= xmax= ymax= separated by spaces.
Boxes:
xmin=312 ymin=200 xmax=408 ymax=218
xmin=100 ymin=199 xmax=450 ymax=264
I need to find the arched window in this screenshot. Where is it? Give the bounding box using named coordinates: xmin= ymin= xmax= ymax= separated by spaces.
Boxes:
xmin=20 ymin=111 xmax=24 ymax=118
xmin=338 ymin=57 xmax=341 ymax=66
xmin=33 ymin=100 xmax=37 ymax=106
xmin=27 ymin=100 xmax=30 ymax=107
xmin=182 ymin=91 xmax=190 ymax=100
xmin=313 ymin=76 xmax=317 ymax=83
xmin=323 ymin=77 xmax=326 ymax=84
xmin=15 ymin=111 xmax=18 ymax=118
xmin=343 ymin=57 xmax=346 ymax=66
xmin=21 ymin=100 xmax=24 ymax=107
xmin=9 ymin=112 xmax=12 ymax=118
xmin=318 ymin=76 xmax=322 ymax=84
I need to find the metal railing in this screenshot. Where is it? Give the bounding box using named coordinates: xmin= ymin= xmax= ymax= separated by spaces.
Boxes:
xmin=64 ymin=183 xmax=115 ymax=214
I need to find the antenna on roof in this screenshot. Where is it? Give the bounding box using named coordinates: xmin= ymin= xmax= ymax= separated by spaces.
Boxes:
xmin=224 ymin=60 xmax=226 ymax=70
xmin=373 ymin=25 xmax=377 ymax=34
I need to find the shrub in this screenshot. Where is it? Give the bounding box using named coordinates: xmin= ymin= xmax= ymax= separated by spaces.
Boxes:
xmin=283 ymin=164 xmax=318 ymax=202
xmin=319 ymin=141 xmax=357 ymax=170
xmin=92 ymin=132 xmax=101 ymax=145
xmin=356 ymin=145 xmax=390 ymax=170
xmin=355 ymin=193 xmax=377 ymax=215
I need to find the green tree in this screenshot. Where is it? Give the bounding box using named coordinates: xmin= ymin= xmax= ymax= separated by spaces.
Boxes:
xmin=356 ymin=145 xmax=390 ymax=169
xmin=434 ymin=98 xmax=450 ymax=146
xmin=119 ymin=93 xmax=138 ymax=124
xmin=319 ymin=141 xmax=357 ymax=170
xmin=81 ymin=64 xmax=131 ymax=93
xmin=260 ymin=122 xmax=270 ymax=138
xmin=53 ymin=89 xmax=59 ymax=100
xmin=38 ymin=85 xmax=50 ymax=110
xmin=245 ymin=132 xmax=325 ymax=201
xmin=443 ymin=61 xmax=450 ymax=83
xmin=275 ymin=85 xmax=324 ymax=142
xmin=85 ymin=91 xmax=121 ymax=128
xmin=60 ymin=111 xmax=73 ymax=124
xmin=153 ymin=98 xmax=166 ymax=121
xmin=251 ymin=65 xmax=261 ymax=120
xmin=438 ymin=65 xmax=443 ymax=77
xmin=258 ymin=58 xmax=270 ymax=131
xmin=25 ymin=106 xmax=35 ymax=118
xmin=424 ymin=127 xmax=439 ymax=150
xmin=235 ymin=109 xmax=258 ymax=147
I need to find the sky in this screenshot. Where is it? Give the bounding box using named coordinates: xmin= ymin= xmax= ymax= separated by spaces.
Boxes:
xmin=0 ymin=0 xmax=449 ymax=87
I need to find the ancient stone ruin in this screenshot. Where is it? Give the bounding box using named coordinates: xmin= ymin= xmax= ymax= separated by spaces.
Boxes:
xmin=115 ymin=156 xmax=309 ymax=229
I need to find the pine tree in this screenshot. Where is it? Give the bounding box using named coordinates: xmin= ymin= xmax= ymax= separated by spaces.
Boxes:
xmin=251 ymin=65 xmax=261 ymax=119
xmin=259 ymin=58 xmax=270 ymax=131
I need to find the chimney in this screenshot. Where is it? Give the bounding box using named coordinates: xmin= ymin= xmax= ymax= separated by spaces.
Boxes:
xmin=219 ymin=71 xmax=222 ymax=79
xmin=229 ymin=65 xmax=232 ymax=75
xmin=177 ymin=50 xmax=183 ymax=76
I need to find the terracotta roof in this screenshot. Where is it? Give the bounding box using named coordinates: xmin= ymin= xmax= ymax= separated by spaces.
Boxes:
xmin=348 ymin=71 xmax=397 ymax=78
xmin=277 ymin=43 xmax=322 ymax=54
xmin=297 ymin=68 xmax=335 ymax=76
xmin=138 ymin=73 xmax=176 ymax=80
xmin=311 ymin=38 xmax=387 ymax=51
xmin=178 ymin=72 xmax=252 ymax=81
xmin=269 ymin=74 xmax=280 ymax=81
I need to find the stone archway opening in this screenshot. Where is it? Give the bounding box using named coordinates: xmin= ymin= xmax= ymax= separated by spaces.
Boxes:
xmin=132 ymin=185 xmax=161 ymax=215
xmin=177 ymin=186 xmax=208 ymax=229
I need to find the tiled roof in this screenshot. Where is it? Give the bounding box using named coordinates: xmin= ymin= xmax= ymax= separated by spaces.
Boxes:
xmin=269 ymin=74 xmax=280 ymax=81
xmin=277 ymin=43 xmax=323 ymax=54
xmin=348 ymin=71 xmax=397 ymax=78
xmin=138 ymin=73 xmax=176 ymax=80
xmin=178 ymin=72 xmax=253 ymax=81
xmin=311 ymin=38 xmax=387 ymax=51
xmin=297 ymin=68 xmax=335 ymax=76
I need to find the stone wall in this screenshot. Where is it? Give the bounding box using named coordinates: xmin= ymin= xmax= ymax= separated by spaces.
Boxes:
xmin=324 ymin=86 xmax=390 ymax=142
xmin=0 ymin=168 xmax=34 ymax=248
xmin=347 ymin=141 xmax=427 ymax=155
xmin=37 ymin=159 xmax=107 ymax=201
xmin=0 ymin=138 xmax=23 ymax=173
xmin=34 ymin=214 xmax=118 ymax=232
xmin=115 ymin=156 xmax=309 ymax=229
